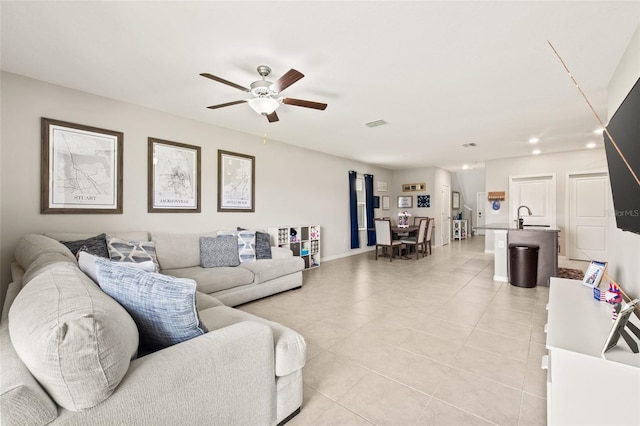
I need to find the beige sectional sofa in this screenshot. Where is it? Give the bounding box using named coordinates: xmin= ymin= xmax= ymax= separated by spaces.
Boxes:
xmin=1 ymin=233 xmax=307 ymax=425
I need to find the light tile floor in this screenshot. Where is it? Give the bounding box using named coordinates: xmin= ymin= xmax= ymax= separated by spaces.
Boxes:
xmin=238 ymin=236 xmax=589 ymax=426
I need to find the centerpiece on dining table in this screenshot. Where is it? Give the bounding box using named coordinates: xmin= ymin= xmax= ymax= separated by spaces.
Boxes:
xmin=397 ymin=211 xmax=412 ymax=228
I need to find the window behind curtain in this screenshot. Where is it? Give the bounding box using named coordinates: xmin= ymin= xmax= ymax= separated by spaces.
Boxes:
xmin=356 ymin=177 xmax=367 ymax=230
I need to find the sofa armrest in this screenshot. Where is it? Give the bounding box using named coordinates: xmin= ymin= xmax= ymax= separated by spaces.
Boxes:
xmin=54 ymin=321 xmax=276 ymax=426
xmin=270 ymin=246 xmax=293 ymax=259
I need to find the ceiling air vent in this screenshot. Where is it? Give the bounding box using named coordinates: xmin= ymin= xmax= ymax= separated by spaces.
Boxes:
xmin=364 ymin=119 xmax=388 ymax=128
xmin=462 ymin=142 xmax=478 ymax=147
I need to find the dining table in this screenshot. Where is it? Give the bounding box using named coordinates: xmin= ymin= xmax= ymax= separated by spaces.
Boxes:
xmin=390 ymin=225 xmax=419 ymax=235
xmin=388 ymin=225 xmax=420 ymax=259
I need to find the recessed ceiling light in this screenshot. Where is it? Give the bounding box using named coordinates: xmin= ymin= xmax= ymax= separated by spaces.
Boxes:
xmin=462 ymin=164 xmax=469 ymax=170
xmin=364 ymin=119 xmax=388 ymax=128
xmin=532 ymin=149 xmax=541 ymax=155
xmin=593 ymin=128 xmax=604 ymax=134
xmin=462 ymin=143 xmax=478 ymax=148
xmin=528 ymin=137 xmax=539 ymax=144
xmin=586 ymin=142 xmax=597 ymax=149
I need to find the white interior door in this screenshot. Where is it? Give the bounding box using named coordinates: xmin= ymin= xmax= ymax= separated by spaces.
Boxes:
xmin=476 ymin=192 xmax=486 ymax=235
xmin=568 ymin=173 xmax=608 ymax=261
xmin=509 ymin=174 xmax=557 ymax=228
xmin=441 ymin=185 xmax=451 ymax=246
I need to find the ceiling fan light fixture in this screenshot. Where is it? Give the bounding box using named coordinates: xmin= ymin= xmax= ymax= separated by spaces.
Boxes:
xmin=248 ymin=97 xmax=280 ymax=115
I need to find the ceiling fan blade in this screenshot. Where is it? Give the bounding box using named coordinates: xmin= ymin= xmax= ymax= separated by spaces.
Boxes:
xmin=200 ymin=73 xmax=250 ymax=92
xmin=283 ymin=98 xmax=328 ymax=110
xmin=206 ymin=100 xmax=247 ymax=109
xmin=266 ymin=111 xmax=279 ymax=123
xmin=271 ymin=69 xmax=304 ymax=93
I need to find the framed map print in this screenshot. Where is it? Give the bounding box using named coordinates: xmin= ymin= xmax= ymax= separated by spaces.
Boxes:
xmin=218 ymin=150 xmax=255 ymax=212
xmin=41 ymin=118 xmax=123 ymax=214
xmin=148 ymin=138 xmax=201 ymax=213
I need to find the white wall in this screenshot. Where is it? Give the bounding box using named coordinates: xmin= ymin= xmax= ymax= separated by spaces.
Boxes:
xmin=0 ymin=72 xmax=393 ymax=304
xmin=484 ymin=149 xmax=608 ymax=254
xmin=390 ymin=166 xmax=451 ymax=247
xmin=605 ymin=25 xmax=640 ymax=299
xmin=453 ymin=168 xmax=486 ymax=227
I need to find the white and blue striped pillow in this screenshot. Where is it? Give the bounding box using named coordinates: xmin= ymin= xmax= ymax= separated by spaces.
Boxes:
xmin=95 ymin=258 xmax=207 ymax=350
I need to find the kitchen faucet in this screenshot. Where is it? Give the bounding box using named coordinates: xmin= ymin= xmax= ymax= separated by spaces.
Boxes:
xmin=517 ymin=205 xmax=532 ymax=229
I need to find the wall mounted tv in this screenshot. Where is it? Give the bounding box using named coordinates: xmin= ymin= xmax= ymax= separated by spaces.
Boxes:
xmin=604 ymin=77 xmax=640 ymax=234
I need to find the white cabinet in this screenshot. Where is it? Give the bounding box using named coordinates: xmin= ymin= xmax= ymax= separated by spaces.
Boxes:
xmin=452 ymin=219 xmax=468 ymax=240
xmin=268 ymin=226 xmax=320 ymax=270
xmin=546 ymin=278 xmax=640 ymax=425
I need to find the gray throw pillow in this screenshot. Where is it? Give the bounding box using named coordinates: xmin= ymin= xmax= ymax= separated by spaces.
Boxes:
xmin=95 ymin=259 xmax=207 ymax=350
xmin=200 ymin=236 xmax=239 ymax=267
xmin=61 ymin=233 xmax=109 ymax=258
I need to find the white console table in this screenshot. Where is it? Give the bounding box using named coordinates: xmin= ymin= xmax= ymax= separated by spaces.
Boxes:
xmin=545 ymin=278 xmax=640 ymax=425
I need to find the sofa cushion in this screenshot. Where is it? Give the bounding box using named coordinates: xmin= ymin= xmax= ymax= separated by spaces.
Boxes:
xmin=0 ymin=323 xmax=57 ymax=425
xmin=151 ymin=231 xmax=216 ymax=270
xmin=96 ymin=259 xmax=207 ymax=350
xmin=106 ymin=236 xmax=159 ymax=269
xmin=200 ymin=236 xmax=240 ymax=268
xmin=79 ymin=251 xmax=156 ymax=284
xmin=8 ymin=263 xmax=139 ymax=411
xmin=162 ymin=266 xmax=254 ymax=294
xmin=14 ymin=234 xmax=76 ymax=271
xmin=60 ymin=233 xmax=109 ymax=258
xmin=195 ymin=291 xmax=225 ymax=311
xmin=199 ymin=306 xmax=306 ymax=377
xmin=239 ymin=257 xmax=305 ymax=284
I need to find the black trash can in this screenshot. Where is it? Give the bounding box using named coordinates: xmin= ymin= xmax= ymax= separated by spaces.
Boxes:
xmin=509 ymin=244 xmax=539 ymax=288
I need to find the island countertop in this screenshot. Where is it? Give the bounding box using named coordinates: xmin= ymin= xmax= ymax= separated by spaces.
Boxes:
xmin=474 ymin=223 xmax=560 ymax=232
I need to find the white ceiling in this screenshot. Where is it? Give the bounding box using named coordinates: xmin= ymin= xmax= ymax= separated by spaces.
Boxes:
xmin=2 ymin=1 xmax=639 ymax=171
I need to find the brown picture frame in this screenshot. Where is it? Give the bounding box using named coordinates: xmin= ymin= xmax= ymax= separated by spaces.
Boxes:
xmin=148 ymin=138 xmax=201 ymax=213
xmin=218 ymin=150 xmax=255 ymax=212
xmin=41 ymin=117 xmax=123 ymax=214
xmin=452 ymin=191 xmax=461 ymax=209
xmin=397 ymin=196 xmax=413 ymax=208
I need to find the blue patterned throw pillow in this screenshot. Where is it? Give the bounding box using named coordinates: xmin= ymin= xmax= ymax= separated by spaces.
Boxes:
xmin=95 ymin=258 xmax=207 ymax=350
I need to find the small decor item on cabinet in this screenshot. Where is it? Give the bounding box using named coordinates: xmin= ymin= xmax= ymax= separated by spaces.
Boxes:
xmin=582 ymin=260 xmax=607 ymax=288
xmin=601 ymin=299 xmax=640 ymax=354
xmin=397 ymin=211 xmax=412 ymax=228
xmin=593 ymin=286 xmax=606 ymax=302
xmin=290 ymin=228 xmax=298 ymax=242
xmin=604 ymin=281 xmax=623 ymax=305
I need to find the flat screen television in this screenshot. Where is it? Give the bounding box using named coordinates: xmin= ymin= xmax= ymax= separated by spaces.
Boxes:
xmin=603 ymin=77 xmax=640 ymax=234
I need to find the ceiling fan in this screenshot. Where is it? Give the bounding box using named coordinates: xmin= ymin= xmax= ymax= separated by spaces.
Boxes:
xmin=200 ymin=65 xmax=327 ymax=123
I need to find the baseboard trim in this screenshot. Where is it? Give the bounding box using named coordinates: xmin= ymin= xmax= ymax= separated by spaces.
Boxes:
xmin=485 ymin=249 xmax=495 ymax=254
xmin=494 ymin=275 xmax=509 ymax=283
xmin=277 ymin=407 xmax=301 ymax=426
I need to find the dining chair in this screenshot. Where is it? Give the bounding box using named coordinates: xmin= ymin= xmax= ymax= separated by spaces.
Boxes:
xmin=424 ymin=218 xmax=434 ymax=255
xmin=400 ymin=218 xmax=427 ymax=259
xmin=374 ymin=219 xmax=405 ymax=261
xmin=413 ymin=216 xmax=428 ymax=226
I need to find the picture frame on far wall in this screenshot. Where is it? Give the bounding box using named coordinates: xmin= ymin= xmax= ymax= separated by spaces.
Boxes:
xmin=148 ymin=138 xmax=201 ymax=213
xmin=41 ymin=118 xmax=123 ymax=214
xmin=397 ymin=196 xmax=413 ymax=208
xmin=382 ymin=195 xmax=390 ymax=210
xmin=218 ymin=150 xmax=255 ymax=212
xmin=452 ymin=191 xmax=461 ymax=210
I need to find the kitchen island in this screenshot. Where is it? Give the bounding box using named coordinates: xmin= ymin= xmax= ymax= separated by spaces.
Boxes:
xmin=475 ymin=223 xmax=559 ymax=287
